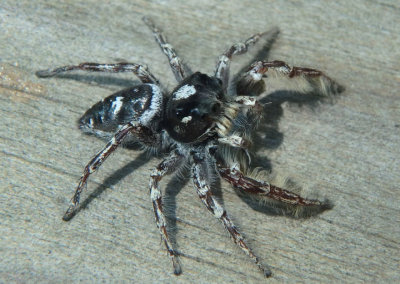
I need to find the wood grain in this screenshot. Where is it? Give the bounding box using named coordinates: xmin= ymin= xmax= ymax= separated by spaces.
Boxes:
xmin=1 ymin=1 xmax=399 ymax=282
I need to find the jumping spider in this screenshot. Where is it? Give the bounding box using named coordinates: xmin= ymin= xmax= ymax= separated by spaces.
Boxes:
xmin=36 ymin=17 xmax=342 ymax=277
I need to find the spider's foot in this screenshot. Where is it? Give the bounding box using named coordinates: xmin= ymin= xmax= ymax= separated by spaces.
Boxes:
xmin=172 ymin=255 xmax=182 ymax=275
xmin=62 ymin=204 xmax=77 ymax=221
xmin=257 ymin=262 xmax=272 ymax=278
xmin=35 ymin=69 xmax=57 ymax=78
xmin=262 ymin=266 xmax=272 ymax=278
xmin=321 ymin=198 xmax=334 ymax=211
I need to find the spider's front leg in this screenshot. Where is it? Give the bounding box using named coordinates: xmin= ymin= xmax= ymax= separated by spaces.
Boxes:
xmin=240 ymin=60 xmax=344 ymax=97
xmin=36 ymin=62 xmax=159 ymax=84
xmin=191 ymin=151 xmax=272 ymax=277
xmin=217 ymin=163 xmax=332 ymax=215
xmin=63 ymin=122 xmax=160 ymax=221
xmin=150 ymin=149 xmax=185 ymax=275
xmin=215 ymin=28 xmax=279 ymax=91
xmin=143 ymin=17 xmax=186 ymax=82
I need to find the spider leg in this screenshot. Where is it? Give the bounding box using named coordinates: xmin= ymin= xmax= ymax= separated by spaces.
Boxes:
xmin=150 ymin=149 xmax=185 ymax=275
xmin=218 ymin=134 xmax=251 ymax=149
xmin=241 ymin=60 xmax=343 ymax=97
xmin=215 ymin=29 xmax=276 ymax=91
xmin=234 ymin=95 xmax=265 ymax=126
xmin=36 ymin=62 xmax=159 ymax=84
xmin=217 ymin=163 xmax=331 ymax=211
xmin=63 ymin=122 xmax=160 ymax=221
xmin=191 ymin=151 xmax=272 ymax=277
xmin=143 ymin=17 xmax=186 ymax=82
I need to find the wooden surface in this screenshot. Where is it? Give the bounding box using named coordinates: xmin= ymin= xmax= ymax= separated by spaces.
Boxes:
xmin=1 ymin=1 xmax=399 ymax=283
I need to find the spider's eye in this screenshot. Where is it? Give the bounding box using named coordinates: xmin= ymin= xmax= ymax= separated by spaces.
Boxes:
xmin=165 ymin=72 xmax=224 ymax=143
xmin=190 ymin=107 xmax=202 ymax=118
xmin=175 ymin=107 xmax=185 ymax=118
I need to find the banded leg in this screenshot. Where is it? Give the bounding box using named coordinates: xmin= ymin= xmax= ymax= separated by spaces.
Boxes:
xmin=36 ymin=62 xmax=159 ymax=84
xmin=234 ymin=95 xmax=265 ymax=125
xmin=215 ymin=30 xmax=274 ymax=91
xmin=63 ymin=122 xmax=158 ymax=221
xmin=218 ymin=134 xmax=251 ymax=149
xmin=242 ymin=60 xmax=343 ymax=96
xmin=191 ymin=152 xmax=272 ymax=277
xmin=217 ymin=163 xmax=331 ymax=210
xmin=143 ymin=17 xmax=186 ymax=82
xmin=150 ymin=150 xmax=185 ymax=275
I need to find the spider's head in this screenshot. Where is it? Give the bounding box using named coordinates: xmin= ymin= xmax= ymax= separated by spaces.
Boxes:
xmin=165 ymin=72 xmax=230 ymax=144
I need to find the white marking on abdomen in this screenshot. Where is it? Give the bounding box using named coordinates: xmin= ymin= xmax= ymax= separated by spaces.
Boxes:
xmin=139 ymin=84 xmax=163 ymax=126
xmin=111 ymin=96 xmax=124 ymax=115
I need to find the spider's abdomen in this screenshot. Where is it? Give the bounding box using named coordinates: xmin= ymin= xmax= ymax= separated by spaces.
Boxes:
xmin=165 ymin=72 xmax=224 ymax=143
xmin=79 ymin=83 xmax=163 ymax=135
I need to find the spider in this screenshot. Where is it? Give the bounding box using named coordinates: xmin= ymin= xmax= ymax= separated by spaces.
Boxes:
xmin=36 ymin=17 xmax=342 ymax=277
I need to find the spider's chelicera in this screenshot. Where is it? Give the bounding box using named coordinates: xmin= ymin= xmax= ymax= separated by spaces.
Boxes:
xmin=36 ymin=17 xmax=342 ymax=277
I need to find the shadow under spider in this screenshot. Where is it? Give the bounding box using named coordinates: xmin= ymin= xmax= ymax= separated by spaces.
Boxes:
xmin=231 ymin=88 xmax=340 ymax=218
xmin=162 ymin=163 xmax=224 ymax=249
xmin=228 ymin=30 xmax=343 ymax=217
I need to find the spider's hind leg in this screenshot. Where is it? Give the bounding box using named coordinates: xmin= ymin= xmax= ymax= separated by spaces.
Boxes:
xmin=63 ymin=122 xmax=161 ymax=221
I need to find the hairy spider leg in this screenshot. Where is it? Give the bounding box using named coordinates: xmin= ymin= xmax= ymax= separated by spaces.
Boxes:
xmin=242 ymin=60 xmax=344 ymax=97
xmin=191 ymin=151 xmax=272 ymax=277
xmin=36 ymin=62 xmax=159 ymax=84
xmin=150 ymin=150 xmax=185 ymax=275
xmin=215 ymin=28 xmax=279 ymax=91
xmin=217 ymin=163 xmax=331 ymax=211
xmin=63 ymin=122 xmax=159 ymax=221
xmin=143 ymin=16 xmax=186 ymax=82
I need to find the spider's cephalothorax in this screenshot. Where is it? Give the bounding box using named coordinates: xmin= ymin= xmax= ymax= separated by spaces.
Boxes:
xmin=36 ymin=17 xmax=342 ymax=277
xmin=164 ymin=72 xmax=226 ymax=143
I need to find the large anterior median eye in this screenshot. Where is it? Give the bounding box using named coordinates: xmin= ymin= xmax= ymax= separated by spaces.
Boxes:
xmin=175 ymin=107 xmax=185 ymax=118
xmin=165 ymin=72 xmax=224 ymax=144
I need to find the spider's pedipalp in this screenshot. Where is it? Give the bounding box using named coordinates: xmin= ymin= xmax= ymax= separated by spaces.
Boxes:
xmin=218 ymin=134 xmax=251 ymax=149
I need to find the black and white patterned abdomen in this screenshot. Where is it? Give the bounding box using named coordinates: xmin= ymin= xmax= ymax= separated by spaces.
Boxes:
xmin=79 ymin=83 xmax=162 ymax=140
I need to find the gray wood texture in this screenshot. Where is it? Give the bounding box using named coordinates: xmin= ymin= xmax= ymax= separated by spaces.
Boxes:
xmin=1 ymin=1 xmax=399 ymax=283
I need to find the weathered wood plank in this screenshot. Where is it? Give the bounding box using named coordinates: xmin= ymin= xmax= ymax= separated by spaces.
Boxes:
xmin=1 ymin=1 xmax=399 ymax=282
